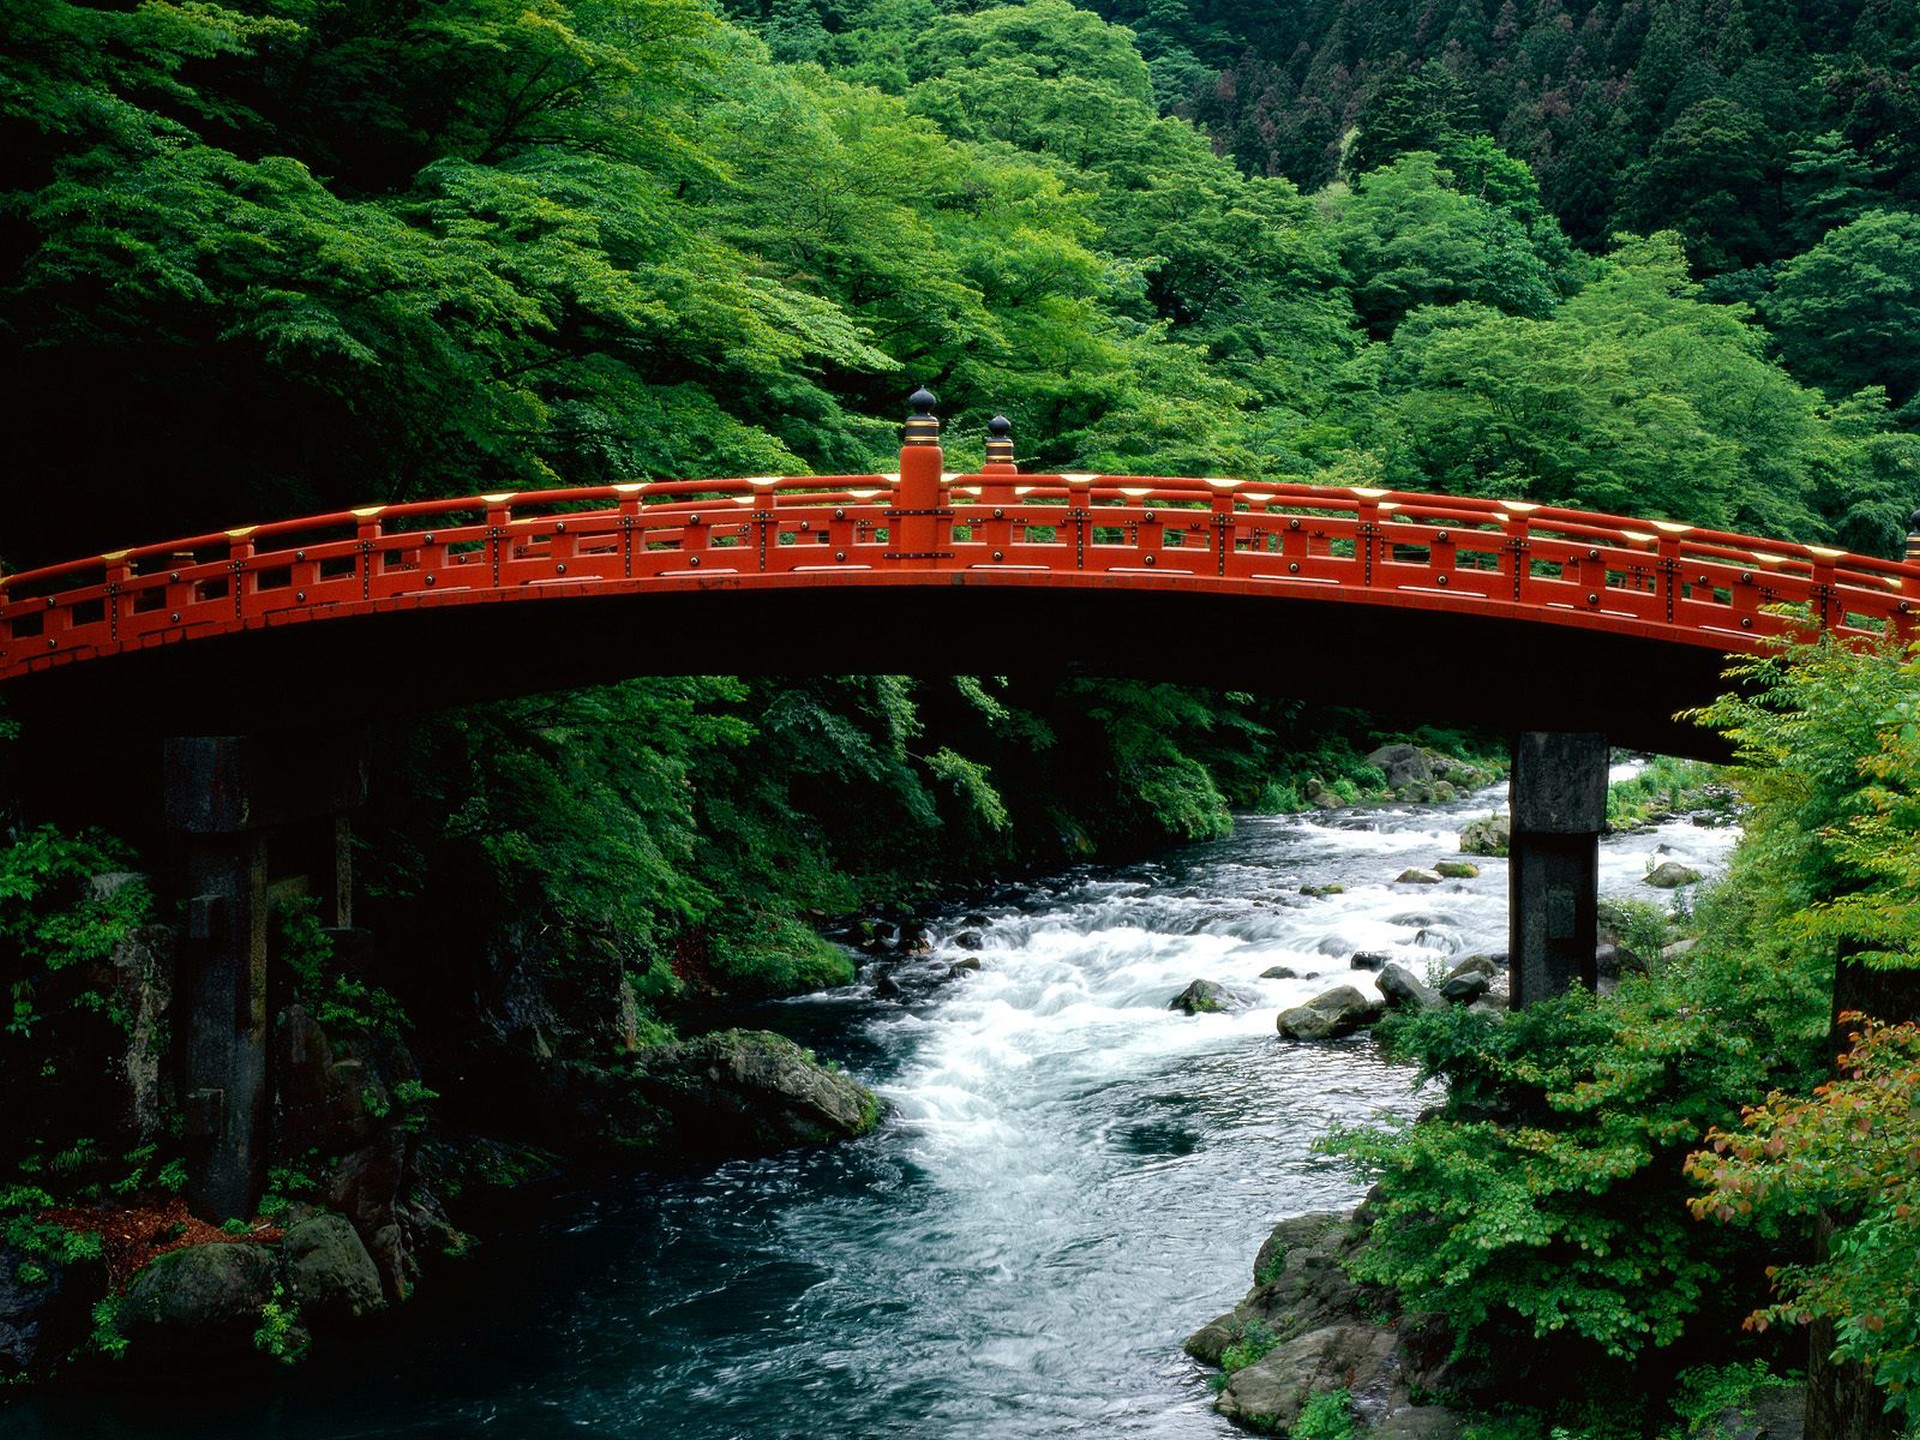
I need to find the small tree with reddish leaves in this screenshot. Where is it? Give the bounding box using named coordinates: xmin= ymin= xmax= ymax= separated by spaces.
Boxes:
xmin=1687 ymin=1016 xmax=1920 ymax=1420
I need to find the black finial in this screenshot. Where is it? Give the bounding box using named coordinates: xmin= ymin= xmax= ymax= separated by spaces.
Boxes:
xmin=904 ymin=388 xmax=940 ymax=446
xmin=985 ymin=413 xmax=1015 ymax=466
xmin=1909 ymin=506 xmax=1920 ymax=532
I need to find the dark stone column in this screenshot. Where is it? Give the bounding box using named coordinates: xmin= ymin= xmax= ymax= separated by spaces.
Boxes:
xmin=164 ymin=730 xmax=369 ymax=1220
xmin=166 ymin=737 xmax=270 ymax=1221
xmin=1508 ymin=732 xmax=1609 ymax=1009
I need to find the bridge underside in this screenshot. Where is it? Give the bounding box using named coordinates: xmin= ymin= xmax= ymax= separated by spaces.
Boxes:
xmin=5 ymin=579 xmax=1741 ymax=765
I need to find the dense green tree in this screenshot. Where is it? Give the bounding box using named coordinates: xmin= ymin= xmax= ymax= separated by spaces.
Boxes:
xmin=1328 ymin=152 xmax=1567 ymax=338
xmin=1763 ymin=210 xmax=1920 ymax=414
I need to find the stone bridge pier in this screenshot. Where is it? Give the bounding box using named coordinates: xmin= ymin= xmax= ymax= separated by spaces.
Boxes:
xmin=163 ymin=730 xmax=367 ymax=1220
xmin=1507 ymin=732 xmax=1609 ymax=1009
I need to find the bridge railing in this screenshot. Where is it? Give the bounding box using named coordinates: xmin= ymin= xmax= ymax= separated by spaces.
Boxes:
xmin=3 ymin=411 xmax=1916 ymax=681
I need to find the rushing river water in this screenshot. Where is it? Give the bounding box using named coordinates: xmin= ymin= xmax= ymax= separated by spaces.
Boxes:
xmin=10 ymin=780 xmax=1736 ymax=1440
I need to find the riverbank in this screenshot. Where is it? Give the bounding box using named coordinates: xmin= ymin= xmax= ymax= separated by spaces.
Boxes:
xmin=3 ymin=778 xmax=1745 ymax=1437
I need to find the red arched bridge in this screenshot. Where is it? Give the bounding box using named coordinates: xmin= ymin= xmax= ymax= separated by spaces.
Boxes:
xmin=7 ymin=390 xmax=1916 ymax=1223
xmin=3 ymin=396 xmax=1914 ymax=752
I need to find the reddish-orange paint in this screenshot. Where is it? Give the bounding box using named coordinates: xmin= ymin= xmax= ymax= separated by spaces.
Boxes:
xmin=2 ymin=452 xmax=1914 ymax=684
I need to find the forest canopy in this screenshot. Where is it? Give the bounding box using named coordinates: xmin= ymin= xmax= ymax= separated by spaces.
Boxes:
xmin=2 ymin=0 xmax=1916 ymax=571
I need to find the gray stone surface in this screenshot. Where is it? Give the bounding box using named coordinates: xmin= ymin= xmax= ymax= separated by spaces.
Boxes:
xmin=1277 ymin=987 xmax=1384 ymax=1040
xmin=631 ymin=1029 xmax=879 ymax=1154
xmin=1459 ymin=815 xmax=1511 ymax=857
xmin=1378 ymin=963 xmax=1441 ymax=1012
xmin=1216 ymin=1325 xmax=1399 ymax=1431
xmin=120 ymin=1242 xmax=277 ymax=1354
xmin=283 ymin=1214 xmax=384 ymax=1322
xmin=1645 ymin=860 xmax=1704 ymax=889
xmin=1169 ymin=979 xmax=1246 ymax=1015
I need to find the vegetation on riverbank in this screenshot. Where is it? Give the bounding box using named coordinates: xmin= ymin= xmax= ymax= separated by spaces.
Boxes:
xmin=1321 ymin=639 xmax=1920 ymax=1436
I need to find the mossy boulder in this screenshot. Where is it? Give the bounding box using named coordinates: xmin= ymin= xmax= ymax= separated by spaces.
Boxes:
xmin=1459 ymin=815 xmax=1511 ymax=858
xmin=119 ymin=1241 xmax=278 ymax=1361
xmin=1277 ymin=987 xmax=1384 ymax=1040
xmin=282 ymin=1214 xmax=384 ymax=1324
xmin=629 ymin=1030 xmax=880 ymax=1156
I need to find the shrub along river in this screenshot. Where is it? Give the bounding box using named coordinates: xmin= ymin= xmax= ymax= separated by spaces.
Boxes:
xmin=12 ymin=780 xmax=1735 ymax=1440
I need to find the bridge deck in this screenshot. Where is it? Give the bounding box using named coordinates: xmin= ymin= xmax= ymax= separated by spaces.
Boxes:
xmin=3 ymin=459 xmax=1913 ymax=753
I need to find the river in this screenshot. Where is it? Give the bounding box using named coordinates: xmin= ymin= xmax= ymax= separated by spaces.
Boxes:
xmin=8 ymin=780 xmax=1735 ymax=1440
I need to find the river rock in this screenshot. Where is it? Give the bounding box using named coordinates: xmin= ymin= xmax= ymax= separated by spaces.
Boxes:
xmin=1348 ymin=951 xmax=1391 ymax=971
xmin=1170 ymin=979 xmax=1246 ymax=1015
xmin=1459 ymin=815 xmax=1510 ymax=857
xmin=1367 ymin=744 xmax=1433 ymax=790
xmin=1433 ymin=861 xmax=1479 ymax=880
xmin=1706 ymin=1383 xmax=1805 ymax=1440
xmin=1261 ymin=965 xmax=1301 ymax=980
xmin=629 ymin=1029 xmax=879 ymax=1155
xmin=952 ymin=931 xmax=984 ymax=951
xmin=1186 ymin=1213 xmax=1366 ymax=1365
xmin=949 ymin=957 xmax=982 ymax=976
xmin=1299 ymin=883 xmax=1345 ymax=898
xmin=119 ymin=1242 xmax=278 ymax=1359
xmin=1396 ymin=868 xmax=1444 ymax=885
xmin=1215 ymin=1324 xmax=1400 ymax=1430
xmin=282 ymin=1214 xmax=384 ymax=1324
xmin=1277 ymin=986 xmax=1384 ymax=1040
xmin=0 ymin=1244 xmax=102 ymax=1380
xmin=1438 ymin=970 xmax=1492 ymax=1005
xmin=1378 ymin=963 xmax=1440 ymax=1011
xmin=1645 ymin=861 xmax=1703 ymax=888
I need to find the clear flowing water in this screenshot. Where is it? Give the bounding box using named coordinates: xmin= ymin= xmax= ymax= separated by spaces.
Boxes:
xmin=7 ymin=782 xmax=1736 ymax=1440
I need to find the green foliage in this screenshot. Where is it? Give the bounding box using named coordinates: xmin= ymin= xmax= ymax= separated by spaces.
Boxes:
xmin=253 ymin=1282 xmax=308 ymax=1365
xmin=1295 ymin=1388 xmax=1356 ymax=1440
xmin=1219 ymin=1319 xmax=1281 ymax=1374
xmin=89 ymin=1298 xmax=127 ymax=1362
xmin=1664 ymin=1361 xmax=1795 ymax=1438
xmin=276 ymin=902 xmax=407 ymax=1040
xmin=1606 ymin=758 xmax=1730 ymax=831
xmin=1690 ymin=1019 xmax=1920 ymax=1419
xmin=0 ymin=828 xmax=150 ymax=1038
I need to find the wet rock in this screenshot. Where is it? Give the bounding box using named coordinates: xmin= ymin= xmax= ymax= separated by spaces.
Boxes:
xmin=119 ymin=1242 xmax=277 ymax=1360
xmin=1459 ymin=815 xmax=1510 ymax=857
xmin=1645 ymin=861 xmax=1703 ymax=889
xmin=949 ymin=958 xmax=982 ymax=976
xmin=1216 ymin=1324 xmax=1399 ymax=1431
xmin=1261 ymin=965 xmax=1302 ymax=980
xmin=1349 ymin=951 xmax=1391 ymax=971
xmin=629 ymin=1029 xmax=879 ymax=1157
xmin=0 ymin=1245 xmax=103 ymax=1380
xmin=1278 ymin=987 xmax=1384 ymax=1040
xmin=1367 ymin=744 xmax=1433 ymax=790
xmin=1396 ymin=868 xmax=1444 ymax=885
xmin=1378 ymin=963 xmax=1440 ymax=1012
xmin=1706 ymin=1384 xmax=1804 ymax=1440
xmin=1299 ymin=884 xmax=1346 ymax=898
xmin=282 ymin=1214 xmax=384 ymax=1325
xmin=1447 ymin=954 xmax=1500 ymax=981
xmin=1169 ymin=979 xmax=1247 ymax=1015
xmin=872 ymin=972 xmax=904 ymax=999
xmin=952 ymin=931 xmax=985 ymax=951
xmin=1433 ymin=861 xmax=1479 ymax=880
xmin=1439 ymin=970 xmax=1492 ymax=1005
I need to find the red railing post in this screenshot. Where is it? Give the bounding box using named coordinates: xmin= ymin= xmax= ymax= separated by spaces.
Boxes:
xmin=1353 ymin=489 xmax=1384 ymax=586
xmin=104 ymin=552 xmax=131 ymax=644
xmin=227 ymin=528 xmax=255 ymax=621
xmin=890 ymin=387 xmax=946 ymax=566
